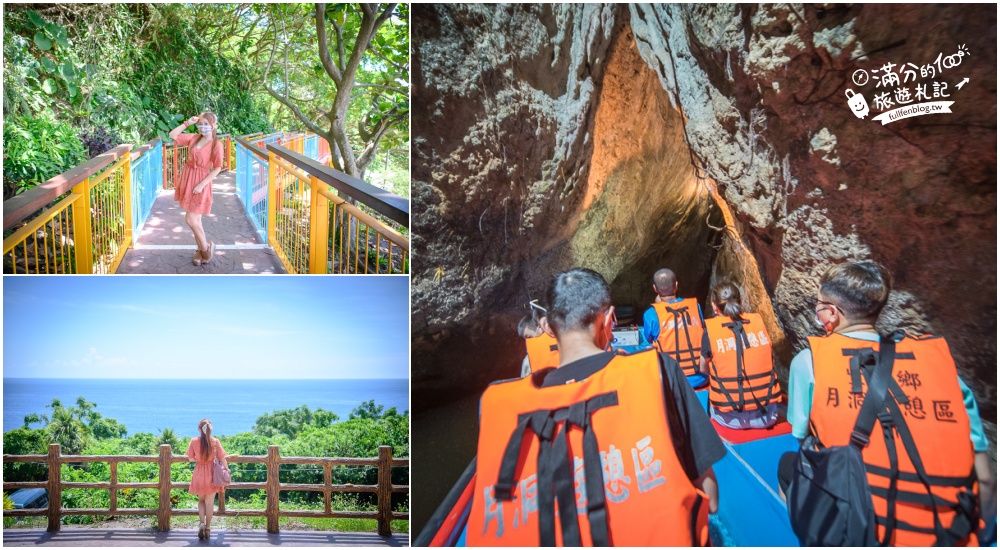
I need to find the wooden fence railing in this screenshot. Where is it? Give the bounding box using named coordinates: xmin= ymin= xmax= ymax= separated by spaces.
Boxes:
xmin=3 ymin=444 xmax=408 ymax=535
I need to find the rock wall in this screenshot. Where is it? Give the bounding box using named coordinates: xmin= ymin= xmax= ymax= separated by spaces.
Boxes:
xmin=627 ymin=4 xmax=996 ymax=421
xmin=412 ymin=4 xmax=997 ymax=426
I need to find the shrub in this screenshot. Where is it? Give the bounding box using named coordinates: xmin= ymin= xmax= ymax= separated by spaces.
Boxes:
xmin=3 ymin=115 xmax=86 ymax=199
xmin=78 ymin=126 xmax=123 ymax=159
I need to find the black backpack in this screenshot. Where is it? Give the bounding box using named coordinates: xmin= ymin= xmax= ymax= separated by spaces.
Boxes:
xmin=785 ymin=333 xmax=898 ymax=546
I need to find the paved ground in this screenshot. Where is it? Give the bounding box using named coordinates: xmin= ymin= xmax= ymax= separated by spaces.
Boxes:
xmin=3 ymin=528 xmax=408 ymax=547
xmin=117 ymin=171 xmax=286 ymax=274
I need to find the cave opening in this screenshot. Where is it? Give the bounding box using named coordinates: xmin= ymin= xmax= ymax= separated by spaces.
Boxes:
xmin=571 ymin=22 xmax=789 ymax=366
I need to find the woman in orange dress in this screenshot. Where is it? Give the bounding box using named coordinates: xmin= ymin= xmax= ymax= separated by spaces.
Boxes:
xmin=168 ymin=112 xmax=224 ymax=266
xmin=186 ymin=419 xmax=229 ymax=540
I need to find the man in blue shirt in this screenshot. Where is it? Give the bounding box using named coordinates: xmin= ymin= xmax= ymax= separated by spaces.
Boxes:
xmin=642 ymin=268 xmax=707 ymax=385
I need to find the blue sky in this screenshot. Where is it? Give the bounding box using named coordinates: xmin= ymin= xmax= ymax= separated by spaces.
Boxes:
xmin=3 ymin=276 xmax=409 ymax=380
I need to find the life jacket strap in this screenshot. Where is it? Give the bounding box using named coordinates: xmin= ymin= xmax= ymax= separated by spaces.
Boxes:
xmin=664 ymin=305 xmax=699 ymax=373
xmin=884 ymin=396 xmax=978 ymax=546
xmin=494 ymin=391 xmax=619 ymax=546
xmin=709 ymin=319 xmax=773 ymax=413
xmin=864 ymin=464 xmax=977 ymax=487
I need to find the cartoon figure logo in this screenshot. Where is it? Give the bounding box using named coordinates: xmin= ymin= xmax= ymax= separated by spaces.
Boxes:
xmin=845 ymin=88 xmax=869 ymax=119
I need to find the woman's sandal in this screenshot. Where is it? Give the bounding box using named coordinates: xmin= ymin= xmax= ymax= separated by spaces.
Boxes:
xmin=193 ymin=250 xmax=204 ymax=266
xmin=205 ymin=527 xmax=211 ymax=540
xmin=198 ymin=522 xmax=206 ymax=539
xmin=202 ymin=241 xmax=216 ymax=265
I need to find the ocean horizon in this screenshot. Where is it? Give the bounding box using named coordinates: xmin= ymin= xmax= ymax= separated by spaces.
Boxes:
xmin=3 ymin=378 xmax=409 ymax=437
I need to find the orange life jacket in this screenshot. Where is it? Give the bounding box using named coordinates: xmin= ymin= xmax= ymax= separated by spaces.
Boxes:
xmin=650 ymin=298 xmax=705 ymax=376
xmin=809 ymin=333 xmax=979 ymax=547
xmin=525 ymin=333 xmax=560 ymax=373
xmin=705 ymin=313 xmax=781 ymax=413
xmin=467 ymin=350 xmax=709 ymax=547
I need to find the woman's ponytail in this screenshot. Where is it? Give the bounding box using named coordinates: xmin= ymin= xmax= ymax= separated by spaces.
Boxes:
xmin=712 ymin=282 xmax=744 ymax=321
xmin=198 ymin=418 xmax=213 ymax=461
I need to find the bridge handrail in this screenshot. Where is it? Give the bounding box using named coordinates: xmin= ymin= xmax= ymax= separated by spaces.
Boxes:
xmin=235 ymin=136 xmax=269 ymax=161
xmin=267 ymin=144 xmax=409 ymax=229
xmin=3 ymin=144 xmax=131 ymax=232
xmin=2 ymin=443 xmax=408 ymax=536
xmin=130 ymin=138 xmax=162 ymax=163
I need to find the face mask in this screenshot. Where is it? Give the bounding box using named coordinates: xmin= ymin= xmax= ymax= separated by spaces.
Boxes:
xmin=198 ymin=125 xmax=213 ymax=136
xmin=814 ymin=313 xmax=836 ymax=335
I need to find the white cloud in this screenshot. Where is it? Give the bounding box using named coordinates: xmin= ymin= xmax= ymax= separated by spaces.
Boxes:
xmin=51 ymin=348 xmax=135 ymax=368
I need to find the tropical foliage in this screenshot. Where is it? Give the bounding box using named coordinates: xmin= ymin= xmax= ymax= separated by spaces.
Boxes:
xmin=2 ymin=3 xmax=408 ymax=201
xmin=3 ymin=399 xmax=409 ymax=532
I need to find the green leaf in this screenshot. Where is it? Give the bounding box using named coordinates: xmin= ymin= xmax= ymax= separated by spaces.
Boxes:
xmin=34 ymin=33 xmax=52 ymax=51
xmin=55 ymin=35 xmax=70 ymax=49
xmin=41 ymin=79 xmax=56 ymax=94
xmin=82 ymin=64 xmax=98 ymax=78
xmin=59 ymin=61 xmax=76 ymax=81
xmin=157 ymin=120 xmax=169 ymax=131
xmin=41 ymin=57 xmax=56 ymax=73
xmin=142 ymin=97 xmax=150 ymax=107
xmin=67 ymin=84 xmax=78 ymax=98
xmin=27 ymin=11 xmax=45 ymax=28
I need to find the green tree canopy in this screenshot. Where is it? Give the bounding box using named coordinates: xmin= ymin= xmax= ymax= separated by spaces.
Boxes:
xmin=191 ymin=3 xmax=409 ymax=179
xmin=252 ymin=405 xmax=339 ymax=439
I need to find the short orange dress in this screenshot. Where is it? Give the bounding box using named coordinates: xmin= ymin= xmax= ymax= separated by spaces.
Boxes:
xmin=173 ymin=133 xmax=223 ymax=215
xmin=186 ymin=437 xmax=228 ymax=496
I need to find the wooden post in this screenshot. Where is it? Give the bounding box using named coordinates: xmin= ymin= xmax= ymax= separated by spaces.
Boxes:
xmin=376 ymin=446 xmax=392 ymax=536
xmin=70 ymin=178 xmax=93 ymax=274
xmin=172 ymin=145 xmax=178 ymax=189
xmin=162 ymin=144 xmax=168 ymax=189
xmin=157 ymin=444 xmax=172 ymax=532
xmin=109 ymin=460 xmax=118 ymax=513
xmin=46 ymin=444 xmax=61 ymax=532
xmin=323 ymin=463 xmax=332 ymax=515
xmin=266 ymin=445 xmax=280 ymax=534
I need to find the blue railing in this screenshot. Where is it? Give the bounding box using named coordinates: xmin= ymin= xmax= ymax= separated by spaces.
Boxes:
xmin=130 ymin=139 xmax=163 ymax=244
xmin=235 ymin=138 xmax=269 ymax=243
xmin=304 ymin=135 xmax=318 ymax=161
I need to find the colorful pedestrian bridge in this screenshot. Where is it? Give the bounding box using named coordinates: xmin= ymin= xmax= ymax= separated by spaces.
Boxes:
xmin=3 ymin=132 xmax=409 ymax=274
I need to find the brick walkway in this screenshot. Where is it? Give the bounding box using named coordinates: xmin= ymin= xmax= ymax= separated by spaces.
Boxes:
xmin=116 ymin=171 xmax=286 ymax=274
xmin=3 ymin=528 xmax=408 ymax=547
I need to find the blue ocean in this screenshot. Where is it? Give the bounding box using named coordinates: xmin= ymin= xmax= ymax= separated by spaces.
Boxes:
xmin=3 ymin=378 xmax=409 ymax=436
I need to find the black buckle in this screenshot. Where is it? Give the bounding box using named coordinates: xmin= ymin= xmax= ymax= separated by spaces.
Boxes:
xmin=850 ymin=431 xmax=870 ymax=448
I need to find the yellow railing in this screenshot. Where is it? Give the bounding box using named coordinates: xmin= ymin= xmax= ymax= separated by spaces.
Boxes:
xmin=3 ymin=145 xmax=135 ymax=274
xmin=267 ymin=145 xmax=409 ymax=274
xmin=3 ymin=444 xmax=409 ymax=535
